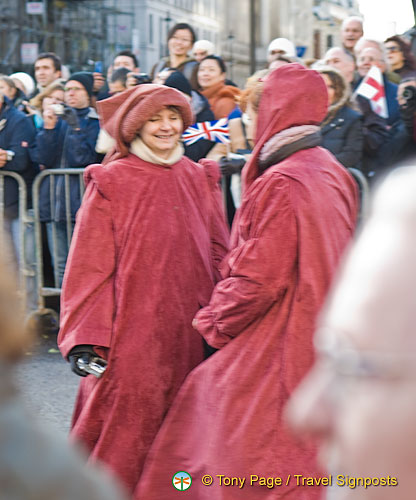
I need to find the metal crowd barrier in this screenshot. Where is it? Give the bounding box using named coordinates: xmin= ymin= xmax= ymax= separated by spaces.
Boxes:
xmin=347 ymin=167 xmax=370 ymax=222
xmin=32 ymin=168 xmax=85 ymax=320
xmin=0 ymin=171 xmax=30 ymax=312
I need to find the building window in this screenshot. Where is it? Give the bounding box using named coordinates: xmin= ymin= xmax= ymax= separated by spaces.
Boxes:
xmin=313 ymin=30 xmax=321 ymax=59
xmin=327 ymin=34 xmax=333 ymax=50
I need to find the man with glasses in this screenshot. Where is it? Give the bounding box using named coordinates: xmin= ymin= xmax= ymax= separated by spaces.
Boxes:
xmin=288 ymin=166 xmax=416 ymax=499
xmin=36 ymin=72 xmax=100 ymax=286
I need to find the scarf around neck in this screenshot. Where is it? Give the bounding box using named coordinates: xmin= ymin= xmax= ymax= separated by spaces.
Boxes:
xmin=130 ymin=137 xmax=184 ymax=166
xmin=258 ymin=125 xmax=321 ymax=171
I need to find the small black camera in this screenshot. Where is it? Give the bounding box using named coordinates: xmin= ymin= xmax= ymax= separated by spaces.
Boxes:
xmin=131 ymin=73 xmax=152 ymax=85
xmin=402 ymin=85 xmax=416 ymax=103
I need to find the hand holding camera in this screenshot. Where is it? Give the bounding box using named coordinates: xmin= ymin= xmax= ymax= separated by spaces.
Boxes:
xmin=49 ymin=103 xmax=80 ymax=129
xmin=126 ymin=72 xmax=152 ymax=88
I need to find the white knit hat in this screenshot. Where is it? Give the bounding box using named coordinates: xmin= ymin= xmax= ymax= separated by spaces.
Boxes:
xmin=192 ymin=40 xmax=215 ymax=57
xmin=267 ymin=38 xmax=296 ymax=58
xmin=9 ymin=72 xmax=35 ymax=97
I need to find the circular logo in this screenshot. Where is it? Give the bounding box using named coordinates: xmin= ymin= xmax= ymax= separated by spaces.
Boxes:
xmin=172 ymin=471 xmax=192 ymax=491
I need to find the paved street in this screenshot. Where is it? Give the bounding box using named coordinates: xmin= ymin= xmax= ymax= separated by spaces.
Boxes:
xmin=14 ymin=331 xmax=79 ymax=436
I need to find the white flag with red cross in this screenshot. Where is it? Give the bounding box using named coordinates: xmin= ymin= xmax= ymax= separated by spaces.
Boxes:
xmin=355 ymin=65 xmax=388 ymax=119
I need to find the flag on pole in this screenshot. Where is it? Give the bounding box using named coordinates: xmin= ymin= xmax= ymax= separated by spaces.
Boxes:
xmin=355 ymin=65 xmax=388 ymax=119
xmin=182 ymin=118 xmax=230 ymax=145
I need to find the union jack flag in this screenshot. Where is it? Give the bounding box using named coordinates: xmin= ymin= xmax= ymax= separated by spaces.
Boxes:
xmin=182 ymin=118 xmax=230 ymax=145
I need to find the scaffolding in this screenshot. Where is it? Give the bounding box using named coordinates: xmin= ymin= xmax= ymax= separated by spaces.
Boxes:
xmin=0 ymin=0 xmax=135 ymax=74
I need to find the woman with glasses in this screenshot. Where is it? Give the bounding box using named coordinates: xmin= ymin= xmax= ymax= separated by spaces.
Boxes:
xmin=384 ymin=35 xmax=416 ymax=81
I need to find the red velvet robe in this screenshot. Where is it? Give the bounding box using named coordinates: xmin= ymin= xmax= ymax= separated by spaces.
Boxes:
xmin=135 ymin=65 xmax=358 ymax=499
xmin=58 ymin=154 xmax=229 ymax=493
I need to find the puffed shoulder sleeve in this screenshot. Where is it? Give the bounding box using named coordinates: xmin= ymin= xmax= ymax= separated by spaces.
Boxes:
xmin=58 ymin=166 xmax=116 ymax=359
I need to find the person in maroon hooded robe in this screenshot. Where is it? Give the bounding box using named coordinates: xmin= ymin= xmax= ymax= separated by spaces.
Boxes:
xmin=135 ymin=64 xmax=358 ymax=499
xmin=57 ymin=84 xmax=229 ymax=494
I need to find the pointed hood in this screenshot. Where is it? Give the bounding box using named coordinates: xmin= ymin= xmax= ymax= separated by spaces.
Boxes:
xmin=244 ymin=63 xmax=328 ymax=187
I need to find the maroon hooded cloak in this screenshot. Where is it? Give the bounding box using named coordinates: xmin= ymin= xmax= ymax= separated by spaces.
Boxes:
xmin=57 ymin=85 xmax=229 ymax=492
xmin=135 ymin=65 xmax=358 ymax=499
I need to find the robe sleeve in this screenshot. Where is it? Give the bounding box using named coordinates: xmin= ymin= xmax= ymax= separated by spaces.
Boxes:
xmin=58 ymin=171 xmax=116 ymax=359
xmin=194 ymin=174 xmax=297 ymax=349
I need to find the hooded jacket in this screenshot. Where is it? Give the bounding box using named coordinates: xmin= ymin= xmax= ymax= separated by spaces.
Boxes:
xmin=135 ymin=64 xmax=358 ymax=500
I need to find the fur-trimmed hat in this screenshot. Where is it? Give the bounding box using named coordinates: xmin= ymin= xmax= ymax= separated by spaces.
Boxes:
xmin=97 ymin=84 xmax=193 ymax=162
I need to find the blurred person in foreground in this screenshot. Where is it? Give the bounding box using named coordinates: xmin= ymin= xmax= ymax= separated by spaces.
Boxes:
xmin=58 ymin=84 xmax=229 ymax=494
xmin=0 ymin=240 xmax=127 ymax=500
xmin=287 ymin=165 xmax=416 ymax=500
xmin=135 ymin=64 xmax=358 ymax=500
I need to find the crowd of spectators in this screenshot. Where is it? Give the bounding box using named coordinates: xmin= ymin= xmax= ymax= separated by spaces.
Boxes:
xmin=1 ymin=18 xmax=416 ymax=312
xmin=1 ymin=15 xmax=416 ymax=500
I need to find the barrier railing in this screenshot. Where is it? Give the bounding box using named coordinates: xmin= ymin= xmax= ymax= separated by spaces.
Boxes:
xmin=347 ymin=167 xmax=370 ymax=222
xmin=32 ymin=168 xmax=85 ymax=314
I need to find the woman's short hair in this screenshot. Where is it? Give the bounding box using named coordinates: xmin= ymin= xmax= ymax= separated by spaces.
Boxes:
xmin=200 ymin=55 xmax=227 ymax=74
xmin=167 ymin=23 xmax=197 ymax=45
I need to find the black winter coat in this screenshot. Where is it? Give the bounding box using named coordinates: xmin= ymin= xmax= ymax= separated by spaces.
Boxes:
xmin=35 ymin=107 xmax=100 ymax=222
xmin=321 ymin=106 xmax=363 ymax=169
xmin=0 ymin=97 xmax=37 ymax=218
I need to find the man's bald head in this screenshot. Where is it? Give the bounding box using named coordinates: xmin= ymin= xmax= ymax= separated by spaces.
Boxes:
xmin=324 ymin=47 xmax=355 ymax=83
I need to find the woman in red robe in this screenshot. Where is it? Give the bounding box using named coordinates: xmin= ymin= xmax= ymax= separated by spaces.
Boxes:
xmin=57 ymin=84 xmax=229 ymax=493
xmin=135 ymin=64 xmax=358 ymax=499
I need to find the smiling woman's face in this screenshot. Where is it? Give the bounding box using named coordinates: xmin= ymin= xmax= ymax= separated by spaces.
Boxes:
xmin=197 ymin=58 xmax=225 ymax=89
xmin=140 ymin=106 xmax=183 ymax=159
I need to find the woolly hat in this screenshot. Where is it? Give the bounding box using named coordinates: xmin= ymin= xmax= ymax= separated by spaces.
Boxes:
xmin=66 ymin=71 xmax=94 ymax=97
xmin=192 ymin=39 xmax=215 ymax=57
xmin=97 ymin=84 xmax=193 ymax=163
xmin=267 ymin=38 xmax=296 ymax=58
xmin=9 ymin=72 xmax=35 ymax=97
xmin=164 ymin=71 xmax=192 ymax=97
